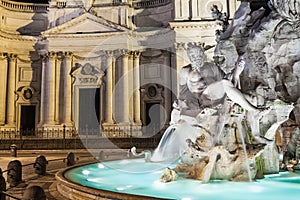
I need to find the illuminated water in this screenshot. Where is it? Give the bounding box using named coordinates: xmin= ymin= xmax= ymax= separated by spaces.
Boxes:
xmin=65 ymin=158 xmax=300 ymax=200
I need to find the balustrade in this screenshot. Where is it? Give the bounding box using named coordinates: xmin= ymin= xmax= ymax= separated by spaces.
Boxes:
xmin=133 ymin=0 xmax=171 ymax=9
xmin=0 ymin=0 xmax=172 ymax=12
xmin=0 ymin=0 xmax=48 ymax=12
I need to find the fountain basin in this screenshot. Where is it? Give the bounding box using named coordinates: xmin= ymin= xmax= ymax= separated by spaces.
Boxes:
xmin=56 ymin=158 xmax=300 ymax=200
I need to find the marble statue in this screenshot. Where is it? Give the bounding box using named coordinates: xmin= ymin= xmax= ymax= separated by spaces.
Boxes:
xmin=160 ymin=168 xmax=178 ymax=183
xmin=211 ymin=4 xmax=229 ymax=41
xmin=175 ymin=43 xmax=270 ymax=145
xmin=178 ymin=43 xmax=265 ymax=118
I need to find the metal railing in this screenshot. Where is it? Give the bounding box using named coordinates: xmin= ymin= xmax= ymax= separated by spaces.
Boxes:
xmin=0 ymin=125 xmax=165 ymax=139
xmin=0 ymin=128 xmax=77 ymax=140
xmin=0 ymin=124 xmax=165 ymax=150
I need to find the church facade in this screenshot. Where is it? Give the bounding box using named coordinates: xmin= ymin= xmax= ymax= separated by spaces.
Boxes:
xmin=0 ymin=0 xmax=239 ymax=139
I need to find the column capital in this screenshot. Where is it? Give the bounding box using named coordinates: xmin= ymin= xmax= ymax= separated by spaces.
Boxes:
xmin=105 ymin=50 xmax=114 ymax=57
xmin=120 ymin=49 xmax=130 ymax=57
xmin=64 ymin=51 xmax=73 ymax=57
xmin=6 ymin=53 xmax=17 ymax=62
xmin=56 ymin=52 xmax=65 ymax=61
xmin=174 ymin=42 xmax=186 ymax=50
xmin=133 ymin=50 xmax=141 ymax=58
xmin=47 ymin=51 xmax=57 ymax=58
xmin=128 ymin=51 xmax=134 ymax=58
xmin=40 ymin=54 xmax=49 ymax=62
xmin=0 ymin=53 xmax=6 ymax=60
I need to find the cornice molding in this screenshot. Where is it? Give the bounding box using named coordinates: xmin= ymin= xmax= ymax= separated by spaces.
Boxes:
xmin=17 ymin=56 xmax=41 ymax=63
xmin=169 ymin=21 xmax=219 ymax=30
xmin=44 ymin=31 xmax=126 ymax=39
xmin=0 ymin=29 xmax=37 ymax=41
xmin=73 ymin=54 xmax=102 ymax=61
xmin=128 ymin=28 xmax=174 ymax=39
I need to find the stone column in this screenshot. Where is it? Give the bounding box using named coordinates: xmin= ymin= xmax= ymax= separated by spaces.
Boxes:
xmin=163 ymin=52 xmax=172 ymax=123
xmin=170 ymin=52 xmax=177 ymax=96
xmin=46 ymin=52 xmax=56 ymax=125
xmin=128 ymin=52 xmax=134 ymax=122
xmin=191 ymin=0 xmax=201 ymax=20
xmin=55 ymin=53 xmax=63 ymax=124
xmin=38 ymin=55 xmax=49 ymax=125
xmin=6 ymin=54 xmax=17 ymax=125
xmin=229 ymin=0 xmax=241 ymax=18
xmin=104 ymin=51 xmax=114 ymax=124
xmin=63 ymin=52 xmax=73 ymax=125
xmin=0 ymin=53 xmax=8 ymax=125
xmin=119 ymin=6 xmax=127 ymax=26
xmin=133 ymin=51 xmax=141 ymax=124
xmin=121 ymin=50 xmax=130 ymax=123
xmin=126 ymin=2 xmax=134 ymax=29
xmin=174 ymin=43 xmax=187 ymax=95
xmin=174 ymin=0 xmax=190 ymax=20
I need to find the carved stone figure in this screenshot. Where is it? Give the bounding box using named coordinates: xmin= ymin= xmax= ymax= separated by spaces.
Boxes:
xmin=178 ymin=43 xmax=266 ymax=122
xmin=160 ymin=168 xmax=178 ymax=183
xmin=270 ymin=0 xmax=300 ymax=22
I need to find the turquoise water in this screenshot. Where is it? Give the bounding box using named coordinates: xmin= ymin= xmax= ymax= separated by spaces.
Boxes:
xmin=65 ymin=159 xmax=300 ymax=200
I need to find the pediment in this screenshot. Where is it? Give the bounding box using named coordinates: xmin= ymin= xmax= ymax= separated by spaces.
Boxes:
xmin=43 ymin=12 xmax=128 ymax=35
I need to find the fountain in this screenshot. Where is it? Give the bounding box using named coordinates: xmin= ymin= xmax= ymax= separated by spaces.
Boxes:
xmin=56 ymin=1 xmax=300 ymax=199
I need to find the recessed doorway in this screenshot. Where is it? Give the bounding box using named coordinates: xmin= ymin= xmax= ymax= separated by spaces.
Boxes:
xmin=144 ymin=102 xmax=161 ymax=136
xmin=78 ymin=88 xmax=100 ymax=134
xmin=20 ymin=105 xmax=36 ymax=136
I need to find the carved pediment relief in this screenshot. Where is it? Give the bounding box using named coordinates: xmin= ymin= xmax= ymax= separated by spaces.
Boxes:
xmin=43 ymin=12 xmax=128 ymax=35
xmin=72 ymin=63 xmax=104 ymax=86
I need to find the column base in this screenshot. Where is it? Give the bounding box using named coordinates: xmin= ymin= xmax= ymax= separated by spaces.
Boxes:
xmin=131 ymin=123 xmax=142 ymax=137
xmin=0 ymin=124 xmax=16 ymax=131
xmin=62 ymin=121 xmax=75 ymax=127
xmin=133 ymin=121 xmax=142 ymax=126
xmin=174 ymin=17 xmax=190 ymax=21
xmin=191 ymin=17 xmax=202 ymax=20
xmin=0 ymin=125 xmax=17 ymax=139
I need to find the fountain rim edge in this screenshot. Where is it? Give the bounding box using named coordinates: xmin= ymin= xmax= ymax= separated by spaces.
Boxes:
xmin=55 ymin=160 xmax=169 ymax=200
